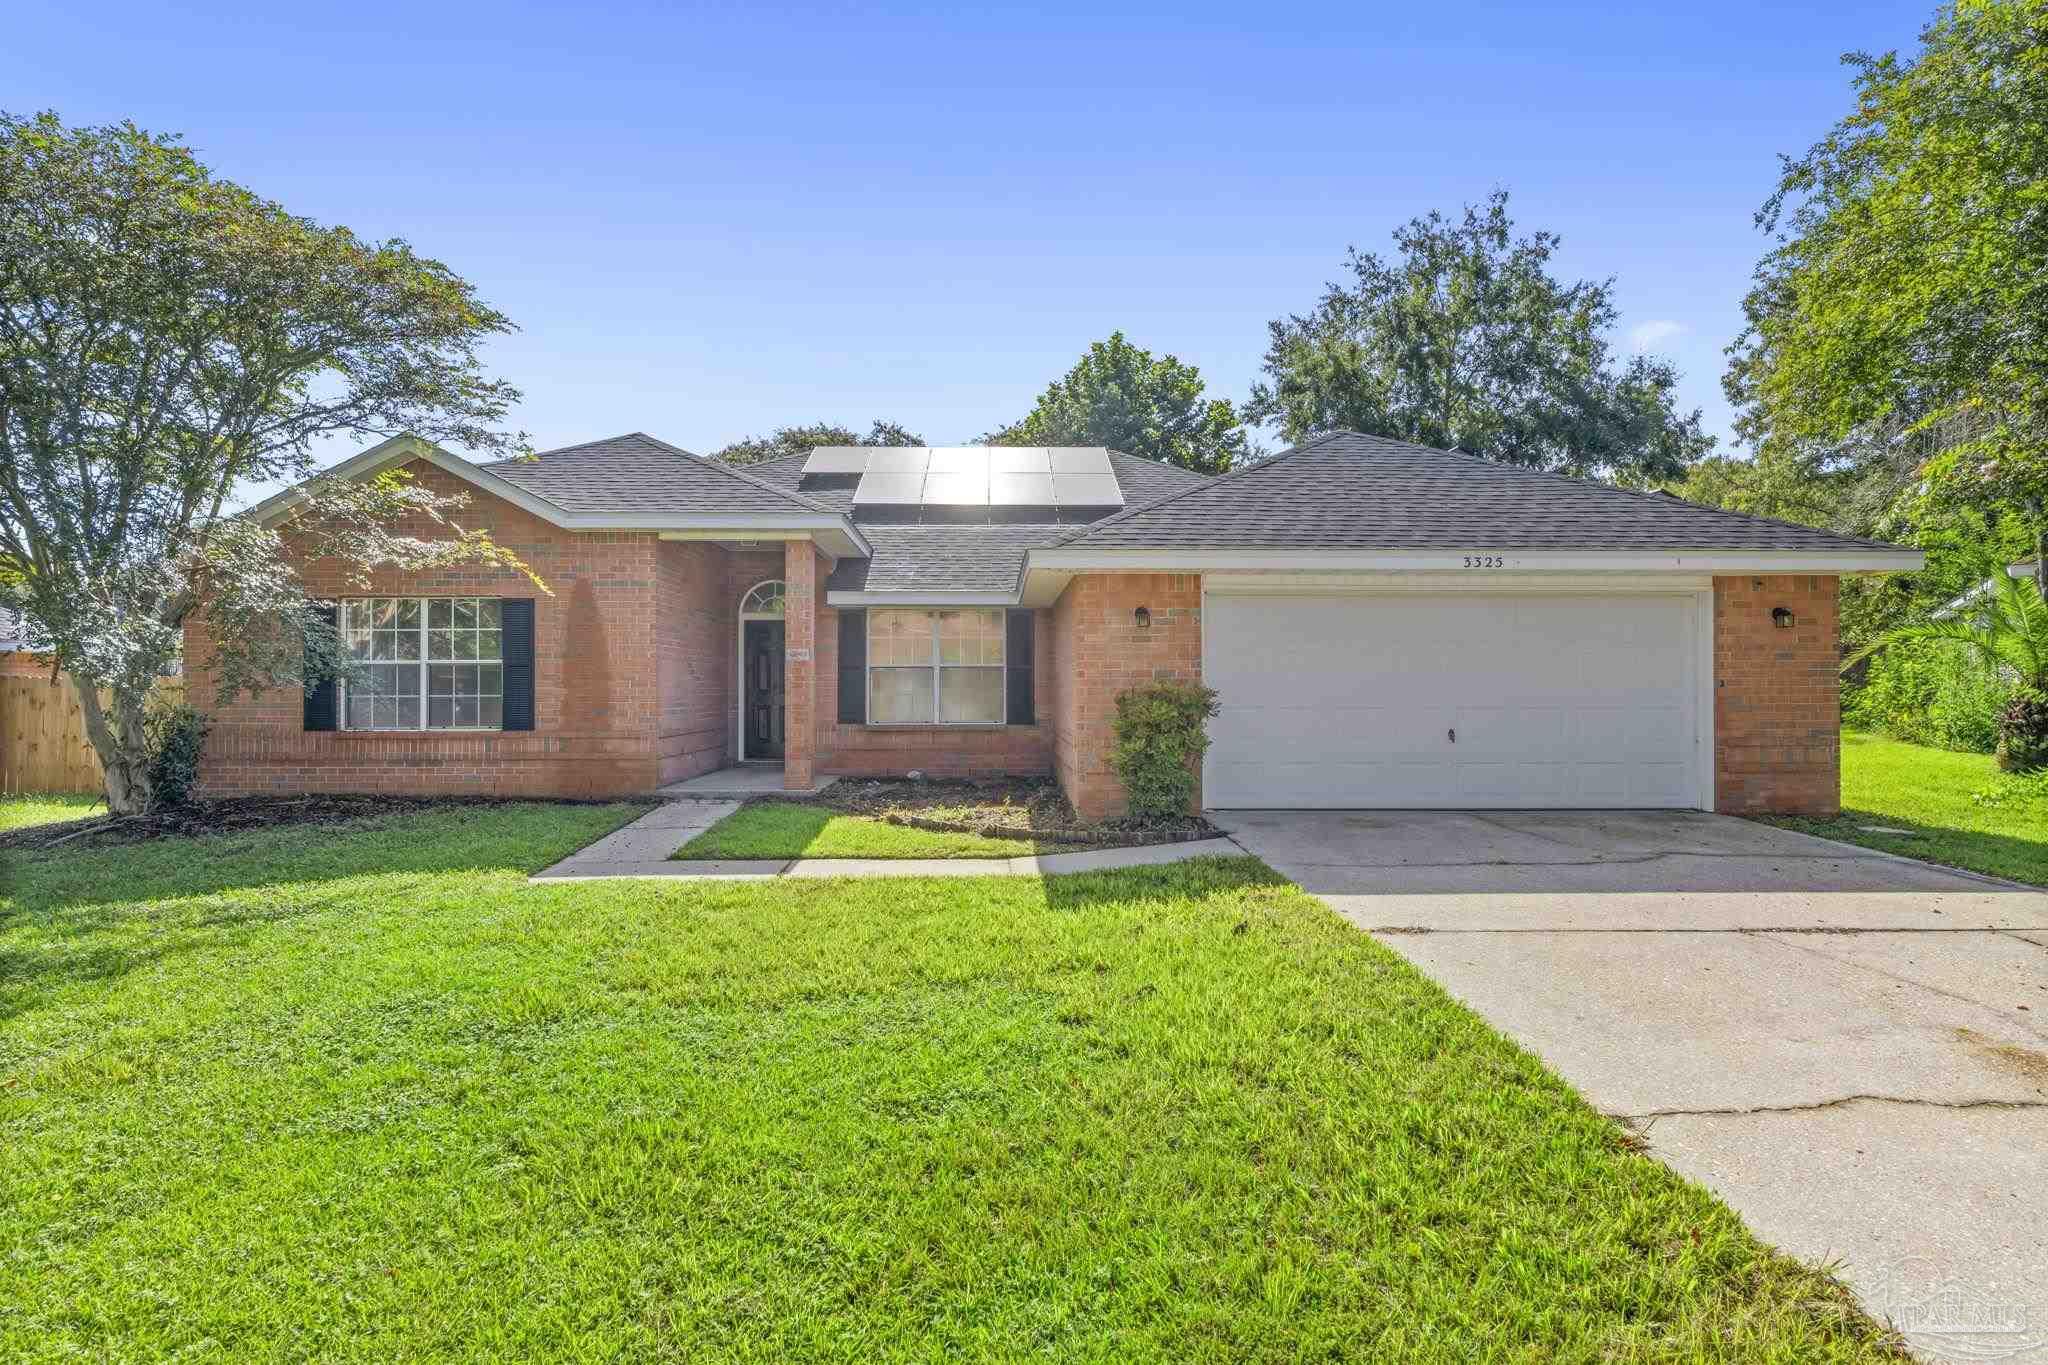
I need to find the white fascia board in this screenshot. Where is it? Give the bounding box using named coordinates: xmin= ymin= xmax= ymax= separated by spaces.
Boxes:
xmin=826 ymin=590 xmax=1017 ymax=607
xmin=643 ymin=518 xmax=869 ymax=559
xmin=1024 ymin=548 xmax=1925 ymax=574
xmin=1202 ymin=571 xmax=1715 ymax=594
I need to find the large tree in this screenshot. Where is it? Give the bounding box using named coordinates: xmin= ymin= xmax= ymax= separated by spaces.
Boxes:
xmin=985 ymin=332 xmax=1250 ymax=474
xmin=1246 ymin=191 xmax=1714 ymax=481
xmin=0 ymin=112 xmax=531 ymax=812
xmin=714 ymin=419 xmax=922 ymax=465
xmin=1726 ymin=0 xmax=2048 ymax=592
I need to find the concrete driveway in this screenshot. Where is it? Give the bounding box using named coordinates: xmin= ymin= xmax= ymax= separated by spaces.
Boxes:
xmin=1215 ymin=809 xmax=2048 ymax=1364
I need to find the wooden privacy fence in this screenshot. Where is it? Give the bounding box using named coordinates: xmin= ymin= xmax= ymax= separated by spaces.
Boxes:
xmin=0 ymin=674 xmax=183 ymax=796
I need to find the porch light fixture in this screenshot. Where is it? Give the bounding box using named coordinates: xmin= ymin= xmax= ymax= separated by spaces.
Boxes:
xmin=1133 ymin=606 xmax=1151 ymax=629
xmin=1772 ymin=607 xmax=1796 ymax=629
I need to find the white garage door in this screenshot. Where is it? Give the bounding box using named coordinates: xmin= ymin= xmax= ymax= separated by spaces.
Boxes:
xmin=1204 ymin=592 xmax=1704 ymax=809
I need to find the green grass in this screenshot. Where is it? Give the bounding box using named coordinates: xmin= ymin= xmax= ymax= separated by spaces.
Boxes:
xmin=0 ymin=801 xmax=1899 ymax=1362
xmin=1763 ymin=730 xmax=2048 ymax=886
xmin=0 ymin=791 xmax=104 ymax=832
xmin=676 ymin=800 xmax=1040 ymax=858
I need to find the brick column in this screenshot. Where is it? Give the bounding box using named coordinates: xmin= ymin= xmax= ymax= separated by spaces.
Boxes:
xmin=783 ymin=540 xmax=820 ymax=790
xmin=1713 ymin=574 xmax=1841 ymax=816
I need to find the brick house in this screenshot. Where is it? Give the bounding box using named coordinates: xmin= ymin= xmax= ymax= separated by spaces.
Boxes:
xmin=191 ymin=430 xmax=1921 ymax=819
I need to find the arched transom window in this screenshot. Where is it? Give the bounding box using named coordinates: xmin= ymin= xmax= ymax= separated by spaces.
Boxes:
xmin=740 ymin=580 xmax=785 ymax=617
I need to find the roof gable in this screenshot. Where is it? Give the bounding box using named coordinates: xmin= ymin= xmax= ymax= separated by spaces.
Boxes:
xmin=478 ymin=432 xmax=831 ymax=517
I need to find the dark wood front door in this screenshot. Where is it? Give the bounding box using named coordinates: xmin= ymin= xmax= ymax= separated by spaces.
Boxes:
xmin=743 ymin=620 xmax=785 ymax=760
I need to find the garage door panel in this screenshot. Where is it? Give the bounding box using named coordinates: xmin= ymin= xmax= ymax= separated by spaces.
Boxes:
xmin=1205 ymin=592 xmax=1701 ymax=810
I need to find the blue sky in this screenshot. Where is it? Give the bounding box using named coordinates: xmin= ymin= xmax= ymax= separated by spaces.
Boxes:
xmin=12 ymin=0 xmax=1932 ymax=468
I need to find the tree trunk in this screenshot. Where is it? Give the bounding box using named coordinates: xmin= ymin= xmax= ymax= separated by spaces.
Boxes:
xmin=72 ymin=680 xmax=154 ymax=814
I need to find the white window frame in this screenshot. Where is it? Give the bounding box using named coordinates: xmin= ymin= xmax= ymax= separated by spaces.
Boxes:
xmin=865 ymin=608 xmax=1006 ymax=727
xmin=338 ymin=596 xmax=506 ymax=733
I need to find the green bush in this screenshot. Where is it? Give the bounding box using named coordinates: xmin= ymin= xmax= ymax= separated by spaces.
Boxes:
xmin=144 ymin=701 xmax=211 ymax=806
xmin=1110 ymin=681 xmax=1220 ymax=819
xmin=1997 ymin=689 xmax=2048 ymax=772
xmin=1844 ymin=645 xmax=2009 ymax=754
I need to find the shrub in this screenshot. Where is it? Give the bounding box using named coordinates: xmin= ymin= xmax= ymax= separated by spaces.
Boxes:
xmin=1110 ymin=681 xmax=1220 ymax=819
xmin=1844 ymin=645 xmax=2008 ymax=754
xmin=144 ymin=701 xmax=211 ymax=806
xmin=1996 ymin=688 xmax=2048 ymax=772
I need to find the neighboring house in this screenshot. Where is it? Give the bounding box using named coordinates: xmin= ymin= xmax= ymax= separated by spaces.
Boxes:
xmin=190 ymin=429 xmax=1921 ymax=818
xmin=0 ymin=606 xmax=47 ymax=678
xmin=1936 ymin=560 xmax=2041 ymax=619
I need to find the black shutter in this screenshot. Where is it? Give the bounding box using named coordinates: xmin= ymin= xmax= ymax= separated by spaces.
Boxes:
xmin=303 ymin=602 xmax=339 ymax=732
xmin=1005 ymin=609 xmax=1035 ymax=726
xmin=837 ymin=609 xmax=866 ymax=724
xmin=500 ymin=598 xmax=535 ymax=731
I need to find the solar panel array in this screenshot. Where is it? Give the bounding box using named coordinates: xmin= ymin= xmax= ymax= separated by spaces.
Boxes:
xmin=801 ymin=446 xmax=1125 ymax=513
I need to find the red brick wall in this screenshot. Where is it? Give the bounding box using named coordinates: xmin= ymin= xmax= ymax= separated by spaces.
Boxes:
xmin=189 ymin=460 xmax=665 ymax=798
xmin=0 ymin=651 xmax=52 ymax=679
xmin=811 ymin=605 xmax=1055 ymax=780
xmin=1713 ymin=574 xmax=1841 ymax=816
xmin=654 ymin=544 xmax=783 ymax=785
xmin=1048 ymin=573 xmax=1204 ymax=821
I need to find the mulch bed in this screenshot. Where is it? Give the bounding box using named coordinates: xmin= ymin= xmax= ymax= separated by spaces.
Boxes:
xmin=0 ymin=793 xmax=653 ymax=853
xmin=780 ymin=776 xmax=1219 ymax=849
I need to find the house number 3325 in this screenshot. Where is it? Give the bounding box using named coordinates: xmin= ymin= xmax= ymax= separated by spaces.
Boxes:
xmin=1462 ymin=555 xmax=1505 ymax=568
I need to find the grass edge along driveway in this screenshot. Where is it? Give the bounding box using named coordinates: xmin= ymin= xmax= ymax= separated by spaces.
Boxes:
xmin=0 ymin=800 xmax=1903 ymax=1361
xmin=1761 ymin=730 xmax=2048 ymax=887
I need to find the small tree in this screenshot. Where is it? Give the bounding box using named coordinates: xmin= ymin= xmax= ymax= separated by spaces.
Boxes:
xmin=714 ymin=420 xmax=923 ymax=465
xmin=987 ymin=333 xmax=1251 ymax=474
xmin=1110 ymin=681 xmax=1220 ymax=819
xmin=0 ymin=112 xmax=534 ymax=812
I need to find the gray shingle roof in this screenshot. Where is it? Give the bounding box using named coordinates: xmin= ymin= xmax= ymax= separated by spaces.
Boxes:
xmin=1059 ymin=430 xmax=1911 ymax=554
xmin=744 ymin=449 xmax=1214 ymax=593
xmin=478 ymin=433 xmax=828 ymax=517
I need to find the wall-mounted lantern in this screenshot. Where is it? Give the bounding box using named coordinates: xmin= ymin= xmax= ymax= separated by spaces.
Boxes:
xmin=1772 ymin=607 xmax=1796 ymax=629
xmin=1133 ymin=606 xmax=1152 ymax=629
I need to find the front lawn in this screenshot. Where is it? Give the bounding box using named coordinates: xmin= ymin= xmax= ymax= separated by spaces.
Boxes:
xmin=0 ymin=801 xmax=1897 ymax=1360
xmin=676 ymin=800 xmax=1040 ymax=858
xmin=0 ymin=791 xmax=103 ymax=832
xmin=1762 ymin=730 xmax=2048 ymax=886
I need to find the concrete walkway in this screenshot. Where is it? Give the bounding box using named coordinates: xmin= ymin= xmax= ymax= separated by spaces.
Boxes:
xmin=1218 ymin=808 xmax=2048 ymax=1364
xmin=530 ymin=800 xmax=1242 ymax=881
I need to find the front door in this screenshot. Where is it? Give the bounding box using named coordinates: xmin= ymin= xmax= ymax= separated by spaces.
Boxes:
xmin=743 ymin=620 xmax=785 ymax=760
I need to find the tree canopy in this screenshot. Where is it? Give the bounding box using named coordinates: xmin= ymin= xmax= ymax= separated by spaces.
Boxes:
xmin=986 ymin=333 xmax=1250 ymax=474
xmin=0 ymin=111 xmax=529 ymax=810
xmin=1246 ymin=191 xmax=1714 ymax=482
xmin=1725 ymin=0 xmax=2048 ymax=591
xmin=714 ymin=420 xmax=922 ymax=465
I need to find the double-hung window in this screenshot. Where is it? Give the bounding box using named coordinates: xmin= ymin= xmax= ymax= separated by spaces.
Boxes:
xmin=867 ymin=608 xmax=1005 ymax=724
xmin=340 ymin=597 xmax=505 ymax=730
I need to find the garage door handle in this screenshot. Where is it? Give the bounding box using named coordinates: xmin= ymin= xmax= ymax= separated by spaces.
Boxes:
xmin=1448 ymin=728 xmax=1456 ymax=743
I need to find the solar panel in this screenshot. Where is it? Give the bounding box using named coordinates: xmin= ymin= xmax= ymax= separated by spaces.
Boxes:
xmin=838 ymin=446 xmax=1124 ymax=516
xmin=990 ymin=471 xmax=1055 ymax=506
xmin=923 ymin=471 xmax=988 ymax=505
xmin=853 ymin=471 xmax=924 ymax=504
xmin=862 ymin=447 xmax=930 ymax=474
xmin=801 ymin=447 xmax=872 ymax=475
xmin=925 ymin=446 xmax=988 ymax=475
xmin=1051 ymin=472 xmax=1123 ymax=507
xmin=1050 ymin=447 xmax=1112 ymax=474
xmin=986 ymin=447 xmax=1051 ymax=473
